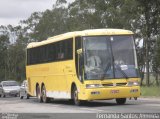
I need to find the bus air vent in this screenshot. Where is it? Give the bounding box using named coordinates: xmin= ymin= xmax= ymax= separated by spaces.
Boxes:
xmin=116 ymin=83 xmax=127 ymax=86
xmin=102 ymin=83 xmax=113 ymax=87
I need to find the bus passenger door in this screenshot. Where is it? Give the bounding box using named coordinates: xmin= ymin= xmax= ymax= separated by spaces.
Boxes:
xmin=63 ymin=62 xmax=73 ymax=98
xmin=77 ymin=49 xmax=84 ymax=82
xmin=76 ymin=48 xmax=85 ymax=99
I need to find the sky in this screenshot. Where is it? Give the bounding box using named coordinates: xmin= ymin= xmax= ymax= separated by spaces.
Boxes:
xmin=0 ymin=0 xmax=54 ymax=26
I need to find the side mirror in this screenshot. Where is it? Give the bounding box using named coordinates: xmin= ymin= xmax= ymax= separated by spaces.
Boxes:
xmin=77 ymin=49 xmax=82 ymax=55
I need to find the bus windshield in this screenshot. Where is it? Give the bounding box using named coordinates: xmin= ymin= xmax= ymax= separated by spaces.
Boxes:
xmin=83 ymin=35 xmax=139 ymax=80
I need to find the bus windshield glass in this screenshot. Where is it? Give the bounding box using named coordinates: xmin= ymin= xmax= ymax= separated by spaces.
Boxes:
xmin=83 ymin=35 xmax=139 ymax=80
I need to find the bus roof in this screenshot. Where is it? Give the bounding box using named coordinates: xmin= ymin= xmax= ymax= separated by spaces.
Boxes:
xmin=27 ymin=29 xmax=133 ymax=49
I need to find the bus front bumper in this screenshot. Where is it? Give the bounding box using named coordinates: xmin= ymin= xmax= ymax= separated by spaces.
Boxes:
xmin=80 ymin=86 xmax=140 ymax=100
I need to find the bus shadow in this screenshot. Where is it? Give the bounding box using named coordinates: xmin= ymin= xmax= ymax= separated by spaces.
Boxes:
xmin=82 ymin=101 xmax=118 ymax=107
xmin=32 ymin=98 xmax=136 ymax=107
xmin=47 ymin=99 xmax=135 ymax=107
xmin=0 ymin=96 xmax=19 ymax=99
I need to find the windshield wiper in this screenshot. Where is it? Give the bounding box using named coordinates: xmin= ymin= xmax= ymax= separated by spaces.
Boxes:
xmin=115 ymin=64 xmax=128 ymax=79
xmin=101 ymin=63 xmax=111 ymax=80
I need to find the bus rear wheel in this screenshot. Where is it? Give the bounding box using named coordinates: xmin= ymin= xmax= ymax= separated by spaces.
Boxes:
xmin=116 ymin=98 xmax=126 ymax=105
xmin=36 ymin=85 xmax=42 ymax=103
xmin=72 ymin=86 xmax=82 ymax=106
xmin=2 ymin=93 xmax=5 ymax=98
xmin=20 ymin=95 xmax=23 ymax=99
xmin=41 ymin=85 xmax=50 ymax=103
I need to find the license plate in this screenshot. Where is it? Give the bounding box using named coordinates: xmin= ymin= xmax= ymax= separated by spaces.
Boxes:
xmin=110 ymin=90 xmax=119 ymax=94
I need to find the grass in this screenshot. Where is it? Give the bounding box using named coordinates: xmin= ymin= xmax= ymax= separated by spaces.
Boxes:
xmin=140 ymin=73 xmax=160 ymax=97
xmin=141 ymin=86 xmax=160 ymax=97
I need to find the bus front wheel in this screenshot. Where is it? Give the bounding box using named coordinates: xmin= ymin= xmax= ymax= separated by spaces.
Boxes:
xmin=26 ymin=94 xmax=30 ymax=99
xmin=72 ymin=86 xmax=82 ymax=106
xmin=41 ymin=85 xmax=50 ymax=103
xmin=116 ymin=98 xmax=126 ymax=105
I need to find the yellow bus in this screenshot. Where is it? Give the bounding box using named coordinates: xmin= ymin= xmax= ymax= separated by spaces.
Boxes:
xmin=26 ymin=29 xmax=140 ymax=105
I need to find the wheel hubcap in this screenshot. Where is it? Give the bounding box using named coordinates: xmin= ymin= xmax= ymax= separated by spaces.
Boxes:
xmin=74 ymin=90 xmax=78 ymax=103
xmin=37 ymin=87 xmax=40 ymax=99
xmin=42 ymin=88 xmax=46 ymax=101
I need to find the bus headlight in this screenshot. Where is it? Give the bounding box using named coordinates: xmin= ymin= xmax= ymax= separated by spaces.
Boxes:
xmin=86 ymin=84 xmax=103 ymax=88
xmin=127 ymin=81 xmax=139 ymax=86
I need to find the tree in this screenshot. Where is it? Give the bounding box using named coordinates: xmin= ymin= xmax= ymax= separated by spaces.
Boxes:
xmin=0 ymin=0 xmax=160 ymax=86
xmin=0 ymin=33 xmax=9 ymax=80
xmin=0 ymin=25 xmax=27 ymax=81
xmin=152 ymin=37 xmax=160 ymax=86
xmin=21 ymin=12 xmax=43 ymax=42
xmin=136 ymin=0 xmax=160 ymax=86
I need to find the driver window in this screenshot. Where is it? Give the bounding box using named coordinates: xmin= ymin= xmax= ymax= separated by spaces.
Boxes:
xmin=85 ymin=50 xmax=102 ymax=70
xmin=84 ymin=36 xmax=114 ymax=79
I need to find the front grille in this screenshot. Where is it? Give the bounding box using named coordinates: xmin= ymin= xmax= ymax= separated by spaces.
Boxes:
xmin=102 ymin=83 xmax=127 ymax=87
xmin=116 ymin=83 xmax=127 ymax=86
xmin=102 ymin=83 xmax=113 ymax=87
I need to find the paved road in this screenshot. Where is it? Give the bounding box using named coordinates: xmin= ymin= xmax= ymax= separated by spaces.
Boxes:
xmin=0 ymin=97 xmax=160 ymax=119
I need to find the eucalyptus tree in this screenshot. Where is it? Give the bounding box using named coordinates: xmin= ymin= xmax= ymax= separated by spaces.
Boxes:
xmin=0 ymin=27 xmax=9 ymax=80
xmin=136 ymin=0 xmax=160 ymax=86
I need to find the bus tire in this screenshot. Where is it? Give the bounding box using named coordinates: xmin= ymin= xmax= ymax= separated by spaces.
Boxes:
xmin=2 ymin=92 xmax=5 ymax=98
xmin=116 ymin=98 xmax=126 ymax=105
xmin=36 ymin=85 xmax=42 ymax=103
xmin=72 ymin=86 xmax=82 ymax=106
xmin=41 ymin=85 xmax=50 ymax=103
xmin=26 ymin=94 xmax=30 ymax=99
xmin=20 ymin=95 xmax=23 ymax=99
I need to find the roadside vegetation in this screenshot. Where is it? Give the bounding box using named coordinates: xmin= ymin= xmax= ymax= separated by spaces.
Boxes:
xmin=141 ymin=86 xmax=160 ymax=97
xmin=141 ymin=74 xmax=160 ymax=97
